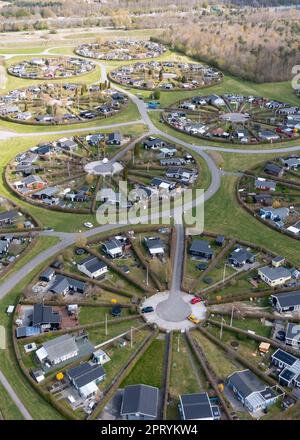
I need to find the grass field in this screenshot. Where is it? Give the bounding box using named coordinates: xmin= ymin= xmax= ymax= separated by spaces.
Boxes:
xmin=78 ymin=306 xmax=132 ymax=325
xmin=121 ymin=337 xmax=166 ymax=389
xmin=0 ymin=123 xmax=147 ymax=231
xmin=203 ymin=175 xmax=300 ymax=265
xmin=0 ymin=236 xmax=60 ymax=283
xmin=0 ymin=259 xmax=65 ymax=420
xmin=0 ymin=381 xmax=24 ymax=420
xmin=0 ymin=99 xmax=141 ymax=134
xmin=191 ymin=330 xmax=239 ymax=379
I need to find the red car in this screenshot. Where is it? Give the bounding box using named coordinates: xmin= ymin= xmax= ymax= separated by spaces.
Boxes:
xmin=191 ymin=297 xmax=202 ymax=304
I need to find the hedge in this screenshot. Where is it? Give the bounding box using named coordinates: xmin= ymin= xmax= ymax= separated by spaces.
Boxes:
xmin=186 ymin=331 xmax=233 ymax=420
xmin=207 ymin=318 xmax=300 ymax=357
xmin=162 ymin=331 xmax=173 ymax=420
xmin=88 ymin=327 xmax=159 ymax=419
xmin=85 ymin=245 xmax=155 ymax=295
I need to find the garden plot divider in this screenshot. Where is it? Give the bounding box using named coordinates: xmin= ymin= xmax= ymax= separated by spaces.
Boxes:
xmin=197 ymin=327 xmax=289 ymax=398
xmin=185 ymin=331 xmax=233 ymax=420
xmin=162 ymin=331 xmax=173 ymax=420
xmin=127 ymin=235 xmax=164 ymax=292
xmin=54 ymin=267 xmax=136 ymax=299
xmin=88 ymin=327 xmax=159 ymax=420
xmin=207 ymin=318 xmax=300 ymax=357
xmin=84 ymin=245 xmax=155 ymax=295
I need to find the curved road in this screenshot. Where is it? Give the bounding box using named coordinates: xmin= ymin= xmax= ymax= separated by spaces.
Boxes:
xmin=0 ymin=51 xmax=300 ymax=419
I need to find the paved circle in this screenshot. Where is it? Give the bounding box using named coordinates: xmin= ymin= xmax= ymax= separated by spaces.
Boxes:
xmin=220 ymin=112 xmax=250 ymax=123
xmin=84 ymin=158 xmax=123 ymax=176
xmin=141 ymin=292 xmax=207 ymax=331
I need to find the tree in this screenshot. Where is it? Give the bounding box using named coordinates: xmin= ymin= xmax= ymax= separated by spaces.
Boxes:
xmin=86 ymin=174 xmax=94 ymax=185
xmin=76 ymin=233 xmax=87 ymax=248
xmin=16 ymin=223 xmax=24 ymax=231
xmin=134 ymin=142 xmax=141 ymax=158
xmin=153 ymin=90 xmax=161 ymax=100
xmin=272 ymin=199 xmax=281 ymax=208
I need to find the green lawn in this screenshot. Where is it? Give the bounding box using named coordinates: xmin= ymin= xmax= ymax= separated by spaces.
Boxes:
xmin=0 ymin=236 xmax=60 ymax=282
xmin=0 ymin=381 xmax=24 ymax=420
xmin=3 ymin=58 xmax=102 ymax=94
xmin=169 ymin=334 xmax=206 ymax=396
xmin=78 ymin=306 xmax=132 ymax=325
xmin=204 ymin=176 xmax=300 ymax=265
xmin=0 ymin=259 xmax=65 ymax=420
xmin=121 ymin=337 xmax=166 ymax=389
xmin=191 ymin=331 xmax=239 ymax=379
xmin=0 ymin=123 xmax=147 ymax=231
xmin=0 ymin=99 xmax=141 ymax=134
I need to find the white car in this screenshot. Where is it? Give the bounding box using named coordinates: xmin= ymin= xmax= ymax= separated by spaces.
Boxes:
xmin=83 ymin=222 xmax=94 ymax=228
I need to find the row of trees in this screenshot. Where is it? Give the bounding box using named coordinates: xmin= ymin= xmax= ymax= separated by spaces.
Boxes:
xmin=156 ymin=8 xmax=300 ymax=83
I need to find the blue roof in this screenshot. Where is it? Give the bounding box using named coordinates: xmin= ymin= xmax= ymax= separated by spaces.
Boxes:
xmin=272 ymin=349 xmax=297 ymax=366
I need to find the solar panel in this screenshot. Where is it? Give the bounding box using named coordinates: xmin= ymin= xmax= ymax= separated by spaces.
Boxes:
xmin=26 ymin=326 xmax=41 ymax=337
xmin=280 ymin=368 xmax=296 ymax=382
xmin=273 ymin=349 xmax=297 ymax=366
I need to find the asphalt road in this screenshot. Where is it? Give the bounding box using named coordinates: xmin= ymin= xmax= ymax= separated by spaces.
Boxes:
xmin=0 ymin=51 xmax=300 ymax=419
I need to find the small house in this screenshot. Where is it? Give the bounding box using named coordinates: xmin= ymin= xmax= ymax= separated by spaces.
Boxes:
xmin=189 ymin=239 xmax=214 ymax=260
xmin=179 ymin=393 xmax=220 ymax=421
xmin=77 ymin=256 xmax=108 ymax=279
xmin=258 ymin=266 xmax=291 ymax=287
xmin=121 ymin=384 xmax=159 ymax=420
xmin=227 ymin=369 xmax=278 ymax=413
xmin=144 ymin=236 xmax=165 ymax=257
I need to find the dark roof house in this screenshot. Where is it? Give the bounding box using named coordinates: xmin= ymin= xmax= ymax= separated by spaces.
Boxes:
xmin=121 ymin=384 xmax=159 ymax=420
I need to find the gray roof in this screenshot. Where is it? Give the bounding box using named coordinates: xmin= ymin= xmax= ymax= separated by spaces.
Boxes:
xmin=259 ymin=266 xmax=291 ymax=281
xmin=271 ymin=348 xmax=298 ymax=367
xmin=286 ymin=323 xmax=300 ymax=341
xmin=79 ymin=255 xmax=107 ymax=274
xmin=228 ymin=369 xmax=268 ymax=399
xmin=229 ymin=247 xmax=254 ymax=264
xmin=180 ymin=393 xmax=213 ymax=420
xmin=121 ymin=384 xmax=159 ymax=417
xmin=34 ymin=187 xmax=58 ymax=197
xmin=42 ymin=334 xmax=78 ymax=363
xmin=103 ymin=238 xmax=122 ymax=251
xmin=50 ymin=275 xmax=86 ymax=294
xmin=272 ymin=290 xmax=300 ymax=309
xmin=67 ymin=362 xmax=105 ymax=388
xmin=255 ymin=179 xmax=276 ymax=190
xmin=32 ymin=303 xmax=61 ymax=327
xmin=0 ymin=209 xmax=18 ymax=222
xmin=189 ymin=239 xmax=213 ymax=256
xmin=40 ymin=267 xmax=55 ymax=279
xmin=144 ymin=236 xmax=164 ymax=251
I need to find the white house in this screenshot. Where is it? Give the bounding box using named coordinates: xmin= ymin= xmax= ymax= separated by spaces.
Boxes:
xmin=258 ymin=266 xmax=291 ymax=287
xmin=77 ymin=256 xmax=108 ymax=279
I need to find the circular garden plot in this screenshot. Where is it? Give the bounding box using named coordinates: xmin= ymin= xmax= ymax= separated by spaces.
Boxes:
xmin=0 ymin=84 xmax=127 ymax=125
xmin=75 ymin=39 xmax=166 ymax=61
xmin=238 ymin=156 xmax=300 ymax=240
xmin=7 ymin=56 xmax=96 ymax=80
xmin=109 ymin=61 xmax=223 ymax=91
xmin=6 ymin=134 xmax=200 ymax=214
xmin=164 ymin=94 xmax=300 ymax=144
xmin=14 ymin=229 xmax=298 ymax=420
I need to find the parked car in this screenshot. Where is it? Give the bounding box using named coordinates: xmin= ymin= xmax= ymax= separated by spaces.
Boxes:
xmin=276 ymin=330 xmax=286 ymax=341
xmin=187 ymin=314 xmax=200 ymax=325
xmin=111 ymin=305 xmax=122 ymax=317
xmin=141 ymin=306 xmax=154 ymax=314
xmin=191 ymin=297 xmax=202 ymax=304
xmin=83 ymin=222 xmax=93 ymax=228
